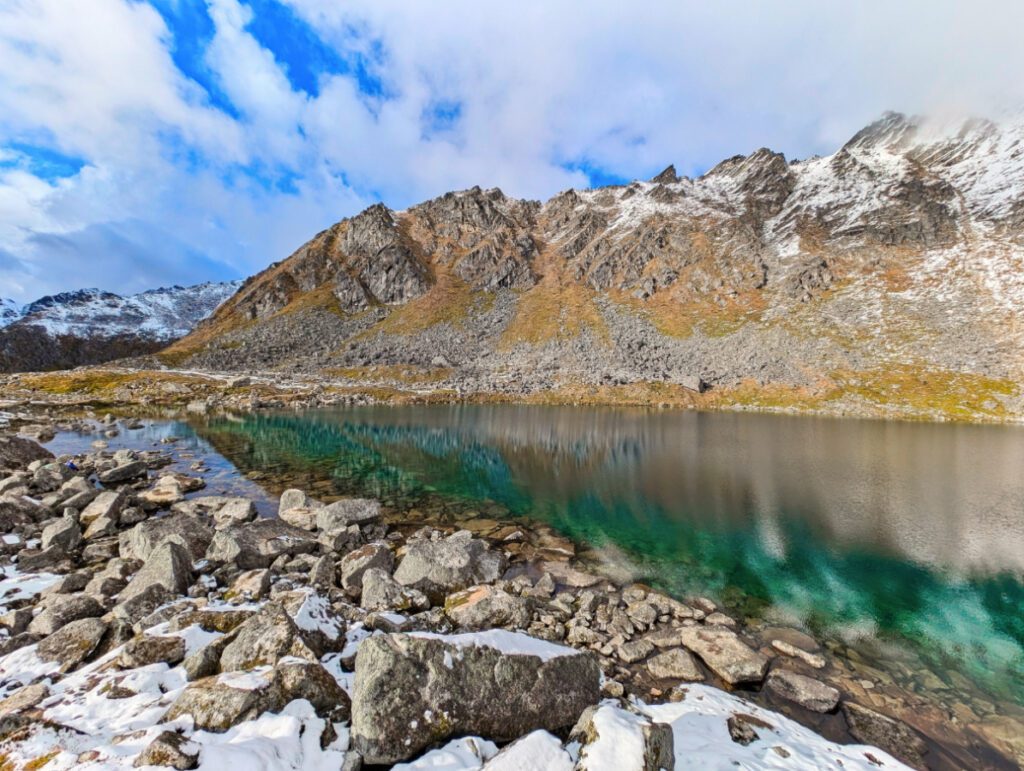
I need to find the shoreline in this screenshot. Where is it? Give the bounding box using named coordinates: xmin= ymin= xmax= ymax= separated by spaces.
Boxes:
xmin=4 ymin=364 xmax=1024 ymax=427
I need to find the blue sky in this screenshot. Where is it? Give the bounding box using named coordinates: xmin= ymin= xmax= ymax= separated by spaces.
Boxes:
xmin=0 ymin=0 xmax=1021 ymax=302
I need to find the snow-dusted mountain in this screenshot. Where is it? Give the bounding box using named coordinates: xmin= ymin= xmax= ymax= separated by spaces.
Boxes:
xmin=0 ymin=281 xmax=241 ymax=372
xmin=161 ymin=111 xmax=1024 ymax=419
xmin=6 ymin=282 xmax=242 ymax=339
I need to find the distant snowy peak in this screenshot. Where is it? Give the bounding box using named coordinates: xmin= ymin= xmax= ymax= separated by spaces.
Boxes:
xmin=0 ymin=298 xmax=19 ymax=328
xmin=6 ymin=280 xmax=242 ymax=340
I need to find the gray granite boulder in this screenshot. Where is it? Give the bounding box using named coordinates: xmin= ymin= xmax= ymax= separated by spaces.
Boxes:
xmin=351 ymin=631 xmax=600 ymax=764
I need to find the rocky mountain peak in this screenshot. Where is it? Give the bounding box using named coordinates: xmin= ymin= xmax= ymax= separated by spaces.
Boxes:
xmin=841 ymin=110 xmax=919 ymax=152
xmin=650 ymin=165 xmax=679 ymax=184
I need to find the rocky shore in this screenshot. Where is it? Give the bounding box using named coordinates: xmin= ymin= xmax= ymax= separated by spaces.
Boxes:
xmin=0 ymin=407 xmax=955 ymax=771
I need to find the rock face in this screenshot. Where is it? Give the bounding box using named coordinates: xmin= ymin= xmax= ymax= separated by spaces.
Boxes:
xmin=351 ymin=631 xmax=601 ymax=764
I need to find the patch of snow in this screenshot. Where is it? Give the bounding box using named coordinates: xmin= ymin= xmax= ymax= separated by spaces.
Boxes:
xmin=0 ymin=566 xmax=60 ymax=612
xmin=641 ymin=684 xmax=913 ymax=770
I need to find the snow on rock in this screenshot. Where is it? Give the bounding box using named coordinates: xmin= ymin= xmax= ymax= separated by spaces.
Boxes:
xmin=409 ymin=629 xmax=583 ymax=662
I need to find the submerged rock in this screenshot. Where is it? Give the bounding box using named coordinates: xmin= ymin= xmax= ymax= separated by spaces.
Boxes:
xmin=842 ymin=702 xmax=928 ymax=769
xmin=765 ymin=669 xmax=840 ymax=713
xmin=351 ymin=630 xmax=600 ymax=764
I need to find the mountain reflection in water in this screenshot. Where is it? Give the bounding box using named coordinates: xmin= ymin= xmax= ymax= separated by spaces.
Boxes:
xmin=191 ymin=405 xmax=1024 ymax=705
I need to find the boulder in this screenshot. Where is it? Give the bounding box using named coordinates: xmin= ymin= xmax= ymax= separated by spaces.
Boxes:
xmin=118 ymin=635 xmax=187 ymax=669
xmin=36 ymin=617 xmax=108 ymax=671
xmin=316 ymin=498 xmax=381 ymax=530
xmin=134 ymin=731 xmax=199 ymax=770
xmin=83 ymin=510 xmax=120 ymax=540
xmin=393 ymin=530 xmax=506 ymax=602
xmin=28 ymin=593 xmax=105 ymax=636
xmin=40 ymin=515 xmax=82 ymax=552
xmin=678 ymin=627 xmax=769 ymax=685
xmin=163 ymin=670 xmax=276 ymax=732
xmin=765 ymin=669 xmax=840 ymax=712
xmin=276 ymin=589 xmax=347 ymax=656
xmin=138 ymin=476 xmax=185 ymax=508
xmin=228 ymin=568 xmax=271 ymax=600
xmin=212 ymin=498 xmax=256 ymax=528
xmin=360 ymin=567 xmax=429 ymax=612
xmin=339 ymin=543 xmax=393 ymax=597
xmin=119 ymin=514 xmax=214 ymax=562
xmin=119 ymin=542 xmax=193 ymax=602
xmin=444 ymin=585 xmax=531 ymax=631
xmin=205 ymin=519 xmax=318 ymax=569
xmin=112 ymin=584 xmax=179 ymax=626
xmin=570 ymin=704 xmax=675 ymax=771
xmin=309 ymin=554 xmax=337 ymax=589
xmin=278 ymin=489 xmax=318 ymax=513
xmin=79 ymin=490 xmax=125 ymax=527
xmin=278 ymin=489 xmax=322 ymax=529
xmin=351 ymin=631 xmax=601 ymax=764
xmin=482 ymin=731 xmax=573 ymax=770
xmin=218 ymin=603 xmax=318 ymax=671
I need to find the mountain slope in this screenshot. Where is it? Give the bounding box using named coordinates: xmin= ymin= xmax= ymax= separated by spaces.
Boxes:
xmin=163 ymin=112 xmax=1024 ymax=420
xmin=0 ymin=281 xmax=241 ymax=373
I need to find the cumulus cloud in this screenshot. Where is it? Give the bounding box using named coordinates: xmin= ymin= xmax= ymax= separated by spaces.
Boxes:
xmin=1 ymin=0 xmax=1022 ymax=301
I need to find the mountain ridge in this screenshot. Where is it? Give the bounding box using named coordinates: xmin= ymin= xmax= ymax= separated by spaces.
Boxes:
xmin=153 ymin=111 xmax=1024 ymax=420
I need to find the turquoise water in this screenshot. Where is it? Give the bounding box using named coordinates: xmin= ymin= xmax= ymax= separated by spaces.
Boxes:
xmin=182 ymin=405 xmax=1024 ymax=707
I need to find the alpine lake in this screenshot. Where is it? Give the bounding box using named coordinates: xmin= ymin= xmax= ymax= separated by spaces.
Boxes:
xmin=48 ymin=404 xmax=1024 ymax=766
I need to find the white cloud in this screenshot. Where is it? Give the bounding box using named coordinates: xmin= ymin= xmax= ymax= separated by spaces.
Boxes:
xmin=1 ymin=0 xmax=1023 ymax=301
